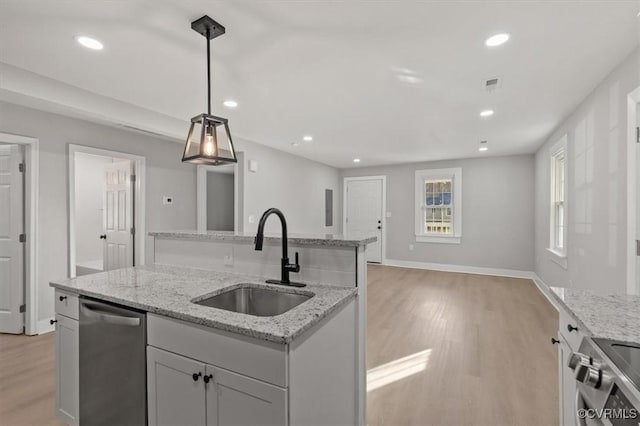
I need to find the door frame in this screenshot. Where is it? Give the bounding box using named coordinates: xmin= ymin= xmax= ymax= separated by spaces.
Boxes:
xmin=343 ymin=175 xmax=387 ymax=263
xmin=0 ymin=132 xmax=39 ymax=335
xmin=68 ymin=144 xmax=146 ymax=278
xmin=196 ymin=152 xmax=243 ymax=233
xmin=626 ymin=86 xmax=640 ymax=295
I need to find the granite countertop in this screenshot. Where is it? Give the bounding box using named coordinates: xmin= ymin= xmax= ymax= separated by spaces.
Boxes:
xmin=50 ymin=264 xmax=357 ymax=344
xmin=149 ymin=230 xmax=377 ymax=248
xmin=549 ymin=286 xmax=640 ymax=343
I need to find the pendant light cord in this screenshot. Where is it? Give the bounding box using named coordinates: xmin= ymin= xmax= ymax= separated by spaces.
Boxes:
xmin=206 ymin=28 xmax=211 ymax=115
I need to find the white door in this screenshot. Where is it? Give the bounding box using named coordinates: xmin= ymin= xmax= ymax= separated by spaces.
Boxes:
xmin=345 ymin=178 xmax=383 ymax=263
xmin=103 ymin=160 xmax=134 ymax=271
xmin=636 ymin=105 xmax=640 ymax=292
xmin=205 ymin=365 xmax=287 ymax=426
xmin=0 ymin=144 xmax=24 ymax=333
xmin=147 ymin=347 xmax=206 ymax=426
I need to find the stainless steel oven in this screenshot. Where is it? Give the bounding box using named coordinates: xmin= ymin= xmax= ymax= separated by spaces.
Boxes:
xmin=569 ymin=338 xmax=640 ymax=426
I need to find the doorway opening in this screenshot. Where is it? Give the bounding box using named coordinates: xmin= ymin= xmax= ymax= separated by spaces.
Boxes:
xmin=196 ymin=152 xmax=243 ymax=233
xmin=68 ymin=145 xmax=146 ymax=278
xmin=343 ymin=176 xmax=386 ymax=263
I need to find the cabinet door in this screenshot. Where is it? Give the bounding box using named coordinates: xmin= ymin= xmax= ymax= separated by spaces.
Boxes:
xmin=206 ymin=365 xmax=287 ymax=426
xmin=558 ymin=334 xmax=577 ymax=426
xmin=55 ymin=314 xmax=79 ymax=425
xmin=147 ymin=347 xmax=207 ymax=426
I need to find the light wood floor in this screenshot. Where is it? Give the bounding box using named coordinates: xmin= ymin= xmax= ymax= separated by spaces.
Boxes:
xmin=0 ymin=265 xmax=558 ymax=426
xmin=367 ymin=265 xmax=559 ymax=426
xmin=0 ymin=332 xmax=64 ymax=426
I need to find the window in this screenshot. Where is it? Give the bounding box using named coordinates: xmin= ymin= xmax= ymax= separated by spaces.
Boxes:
xmin=415 ymin=168 xmax=462 ymax=244
xmin=549 ymin=137 xmax=568 ymax=264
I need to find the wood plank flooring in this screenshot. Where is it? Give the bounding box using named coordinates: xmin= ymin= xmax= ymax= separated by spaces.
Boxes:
xmin=367 ymin=265 xmax=559 ymax=426
xmin=0 ymin=265 xmax=558 ymax=426
xmin=0 ymin=332 xmax=64 ymax=426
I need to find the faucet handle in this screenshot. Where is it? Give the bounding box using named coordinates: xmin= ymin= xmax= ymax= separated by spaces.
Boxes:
xmin=290 ymin=252 xmax=301 ymax=273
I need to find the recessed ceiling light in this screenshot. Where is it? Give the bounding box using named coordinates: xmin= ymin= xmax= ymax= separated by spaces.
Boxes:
xmin=480 ymin=109 xmax=494 ymax=117
xmin=76 ymin=36 xmax=104 ymax=50
xmin=353 ymin=158 xmax=361 ymax=163
xmin=223 ymin=100 xmax=238 ymax=108
xmin=303 ymin=135 xmax=313 ymax=142
xmin=485 ymin=33 xmax=510 ymax=47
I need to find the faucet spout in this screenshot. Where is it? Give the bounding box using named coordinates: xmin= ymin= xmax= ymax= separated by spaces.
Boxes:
xmin=254 ymin=208 xmax=304 ymax=287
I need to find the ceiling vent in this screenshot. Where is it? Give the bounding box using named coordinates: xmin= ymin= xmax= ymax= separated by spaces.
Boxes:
xmin=484 ymin=76 xmax=503 ymax=92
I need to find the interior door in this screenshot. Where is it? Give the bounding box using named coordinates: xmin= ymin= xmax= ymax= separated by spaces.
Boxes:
xmin=345 ymin=178 xmax=383 ymax=263
xmin=636 ymin=105 xmax=640 ymax=292
xmin=0 ymin=144 xmax=24 ymax=333
xmin=103 ymin=160 xmax=133 ymax=271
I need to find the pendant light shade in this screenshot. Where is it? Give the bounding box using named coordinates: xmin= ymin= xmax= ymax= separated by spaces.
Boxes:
xmin=182 ymin=15 xmax=237 ymax=165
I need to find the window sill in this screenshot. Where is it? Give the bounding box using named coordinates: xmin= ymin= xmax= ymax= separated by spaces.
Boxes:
xmin=416 ymin=235 xmax=461 ymax=244
xmin=546 ymin=248 xmax=568 ymax=269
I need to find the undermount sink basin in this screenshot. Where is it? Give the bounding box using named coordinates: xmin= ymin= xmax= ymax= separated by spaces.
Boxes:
xmin=194 ymin=285 xmax=313 ymax=317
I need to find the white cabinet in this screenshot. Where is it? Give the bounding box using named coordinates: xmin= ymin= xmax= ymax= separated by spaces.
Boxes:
xmin=556 ymin=310 xmax=585 ymax=426
xmin=54 ymin=313 xmax=79 ymax=425
xmin=147 ymin=346 xmax=286 ymax=426
xmin=206 ymin=365 xmax=286 ymax=426
xmin=558 ymin=334 xmax=577 ymax=426
xmin=147 ymin=347 xmax=207 ymax=426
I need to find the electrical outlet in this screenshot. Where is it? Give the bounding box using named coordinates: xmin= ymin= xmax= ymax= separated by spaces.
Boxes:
xmin=386 ymin=211 xmax=392 ymax=218
xmin=248 ymin=215 xmax=256 ymax=224
xmin=409 ymin=244 xmax=414 ymax=251
xmin=224 ymin=253 xmax=233 ymax=266
xmin=163 ymin=196 xmax=173 ymax=205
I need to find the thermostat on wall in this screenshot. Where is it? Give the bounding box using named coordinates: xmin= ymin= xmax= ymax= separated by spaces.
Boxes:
xmin=163 ymin=196 xmax=173 ymax=205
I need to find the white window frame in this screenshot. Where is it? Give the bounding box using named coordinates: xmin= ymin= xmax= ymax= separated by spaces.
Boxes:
xmin=548 ymin=136 xmax=568 ymax=268
xmin=415 ymin=167 xmax=462 ymax=244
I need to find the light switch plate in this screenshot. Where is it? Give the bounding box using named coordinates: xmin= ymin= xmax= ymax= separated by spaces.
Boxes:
xmin=163 ymin=196 xmax=173 ymax=205
xmin=248 ymin=160 xmax=258 ymax=173
xmin=386 ymin=212 xmax=392 ymax=218
xmin=248 ymin=215 xmax=255 ymax=224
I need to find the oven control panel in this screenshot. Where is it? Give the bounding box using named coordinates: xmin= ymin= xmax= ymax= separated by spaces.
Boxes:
xmin=604 ymin=384 xmax=639 ymax=426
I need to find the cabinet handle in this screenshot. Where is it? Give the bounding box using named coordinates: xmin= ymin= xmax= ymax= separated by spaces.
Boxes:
xmin=203 ymin=374 xmax=213 ymax=384
xmin=192 ymin=372 xmax=202 ymax=381
xmin=59 ymin=295 xmax=67 ymax=302
xmin=551 ymin=338 xmax=560 ymax=345
xmin=567 ymin=324 xmax=578 ymax=332
xmin=99 ymin=234 xmax=107 ymax=240
xmin=50 ymin=319 xmax=57 ymax=325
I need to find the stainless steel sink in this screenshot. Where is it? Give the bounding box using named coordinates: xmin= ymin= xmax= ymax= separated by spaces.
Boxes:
xmin=194 ymin=285 xmax=313 ymax=317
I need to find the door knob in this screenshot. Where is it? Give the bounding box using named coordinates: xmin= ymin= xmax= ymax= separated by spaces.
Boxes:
xmin=551 ymin=338 xmax=560 ymax=345
xmin=377 ymin=226 xmax=381 ymax=230
xmin=99 ymin=234 xmax=107 ymax=240
xmin=192 ymin=372 xmax=202 ymax=381
xmin=50 ymin=319 xmax=57 ymax=325
xmin=59 ymin=295 xmax=67 ymax=302
xmin=567 ymin=324 xmax=578 ymax=332
xmin=203 ymin=374 xmax=213 ymax=383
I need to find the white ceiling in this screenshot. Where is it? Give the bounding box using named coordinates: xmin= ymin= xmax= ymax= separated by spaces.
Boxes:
xmin=0 ymin=1 xmax=638 ymax=168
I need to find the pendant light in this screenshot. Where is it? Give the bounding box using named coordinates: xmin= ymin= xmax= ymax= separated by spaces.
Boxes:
xmin=182 ymin=15 xmax=237 ymax=165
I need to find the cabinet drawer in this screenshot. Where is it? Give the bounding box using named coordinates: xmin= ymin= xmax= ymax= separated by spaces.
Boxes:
xmin=559 ymin=310 xmax=585 ymax=352
xmin=55 ymin=290 xmax=79 ymax=320
xmin=147 ymin=314 xmax=287 ymax=387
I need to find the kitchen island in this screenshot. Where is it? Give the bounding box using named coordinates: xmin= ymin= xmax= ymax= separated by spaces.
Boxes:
xmin=51 ymin=265 xmax=360 ymax=425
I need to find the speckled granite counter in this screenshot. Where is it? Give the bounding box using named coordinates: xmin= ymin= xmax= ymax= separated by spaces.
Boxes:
xmin=549 ymin=286 xmax=640 ymax=343
xmin=50 ymin=265 xmax=356 ymax=344
xmin=149 ymin=230 xmax=377 ymax=248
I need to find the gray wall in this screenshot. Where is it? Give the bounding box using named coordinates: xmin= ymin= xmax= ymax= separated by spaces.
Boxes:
xmin=342 ymin=154 xmax=535 ymax=271
xmin=0 ymin=101 xmax=197 ymax=322
xmin=234 ymin=138 xmax=342 ymax=236
xmin=206 ymin=171 xmax=234 ymax=231
xmin=534 ymin=48 xmax=640 ymax=293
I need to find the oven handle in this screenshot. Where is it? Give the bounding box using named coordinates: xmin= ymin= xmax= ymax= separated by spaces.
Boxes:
xmin=81 ymin=302 xmax=141 ymax=327
xmin=575 ymin=389 xmax=587 ymax=426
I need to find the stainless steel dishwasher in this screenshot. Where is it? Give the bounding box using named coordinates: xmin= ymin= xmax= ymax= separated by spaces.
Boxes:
xmin=79 ymin=297 xmax=147 ymax=425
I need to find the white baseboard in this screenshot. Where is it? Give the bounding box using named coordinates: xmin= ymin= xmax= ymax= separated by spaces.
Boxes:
xmin=382 ymin=259 xmax=536 ymax=280
xmin=37 ymin=318 xmax=55 ymax=335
